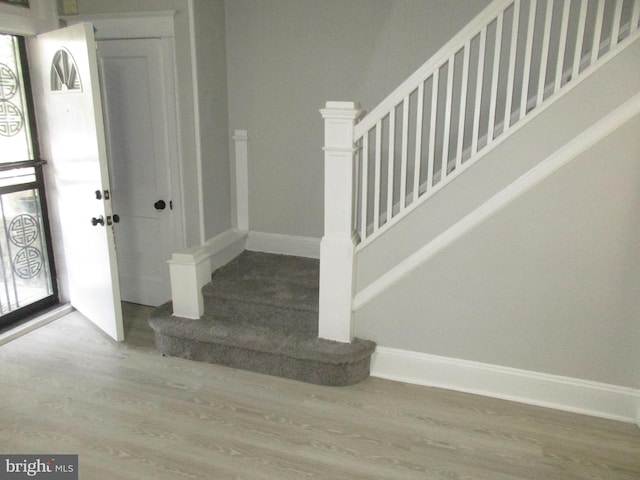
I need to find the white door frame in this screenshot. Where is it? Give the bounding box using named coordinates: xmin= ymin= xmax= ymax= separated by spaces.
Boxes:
xmin=62 ymin=11 xmax=187 ymax=259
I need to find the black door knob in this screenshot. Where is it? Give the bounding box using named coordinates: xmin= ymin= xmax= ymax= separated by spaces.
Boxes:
xmin=154 ymin=200 xmax=166 ymax=210
xmin=91 ymin=215 xmax=105 ymax=226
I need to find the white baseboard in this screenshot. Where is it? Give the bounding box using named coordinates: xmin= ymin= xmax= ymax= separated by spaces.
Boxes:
xmin=247 ymin=231 xmax=320 ymax=259
xmin=371 ymin=346 xmax=640 ymax=424
xmin=205 ymin=228 xmax=248 ymax=272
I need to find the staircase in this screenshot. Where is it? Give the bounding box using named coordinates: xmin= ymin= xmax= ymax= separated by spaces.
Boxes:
xmin=149 ymin=251 xmax=375 ymax=386
xmin=319 ymin=0 xmax=640 ymax=342
xmin=156 ymin=0 xmax=640 ymax=396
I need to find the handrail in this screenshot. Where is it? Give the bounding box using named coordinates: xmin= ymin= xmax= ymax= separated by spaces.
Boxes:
xmin=350 ymin=0 xmax=640 ymax=247
xmin=354 ymin=0 xmax=512 ymax=140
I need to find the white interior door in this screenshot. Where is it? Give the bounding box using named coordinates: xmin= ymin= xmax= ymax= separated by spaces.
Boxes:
xmin=97 ymin=39 xmax=176 ymax=306
xmin=28 ymin=23 xmax=124 ymax=341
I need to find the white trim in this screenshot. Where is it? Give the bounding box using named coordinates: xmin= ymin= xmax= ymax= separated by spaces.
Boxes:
xmin=205 ymin=228 xmax=248 ymax=272
xmin=60 ymin=11 xmax=176 ymax=39
xmin=161 ymin=37 xmax=187 ymax=253
xmin=247 ymin=231 xmax=320 ymax=259
xmin=232 ymin=130 xmax=250 ymax=231
xmin=354 ymin=92 xmax=640 ymax=311
xmin=186 ymin=0 xmax=206 ymax=246
xmin=371 ymin=346 xmax=640 ymax=424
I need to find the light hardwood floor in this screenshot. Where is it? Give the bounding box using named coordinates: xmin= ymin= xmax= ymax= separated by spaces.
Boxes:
xmin=1 ymin=304 xmax=639 ymax=480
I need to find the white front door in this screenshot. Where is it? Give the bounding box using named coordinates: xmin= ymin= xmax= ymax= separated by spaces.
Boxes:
xmin=28 ymin=23 xmax=124 ymax=341
xmin=97 ymin=39 xmax=176 ymax=306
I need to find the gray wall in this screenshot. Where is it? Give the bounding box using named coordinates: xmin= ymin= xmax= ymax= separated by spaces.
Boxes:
xmin=192 ymin=0 xmax=232 ymax=240
xmin=76 ymin=0 xmax=494 ymax=241
xmin=356 ymin=113 xmax=640 ymax=389
xmin=225 ymin=0 xmax=492 ymax=238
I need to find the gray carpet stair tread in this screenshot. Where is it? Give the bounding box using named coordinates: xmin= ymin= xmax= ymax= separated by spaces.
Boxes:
xmin=149 ymin=303 xmax=375 ymax=365
xmin=202 ymin=251 xmax=319 ymax=312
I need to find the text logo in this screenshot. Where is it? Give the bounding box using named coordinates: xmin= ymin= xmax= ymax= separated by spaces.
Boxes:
xmin=0 ymin=456 xmax=77 ymax=480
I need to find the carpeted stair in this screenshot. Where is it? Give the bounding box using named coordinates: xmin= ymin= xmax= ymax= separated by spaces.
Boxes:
xmin=149 ymin=251 xmax=376 ymax=386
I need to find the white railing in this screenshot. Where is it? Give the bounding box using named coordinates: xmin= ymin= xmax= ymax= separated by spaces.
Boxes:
xmin=352 ymin=0 xmax=640 ymax=247
xmin=319 ymin=0 xmax=640 ymax=342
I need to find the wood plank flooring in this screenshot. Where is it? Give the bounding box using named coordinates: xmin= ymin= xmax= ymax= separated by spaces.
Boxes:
xmin=1 ymin=304 xmax=639 ymax=479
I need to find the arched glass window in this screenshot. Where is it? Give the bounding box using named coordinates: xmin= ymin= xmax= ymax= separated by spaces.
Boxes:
xmin=50 ymin=48 xmax=81 ymax=92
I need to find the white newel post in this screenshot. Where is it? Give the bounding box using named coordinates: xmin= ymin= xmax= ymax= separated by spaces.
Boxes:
xmin=319 ymin=101 xmax=361 ymax=343
xmin=167 ymin=247 xmax=211 ymax=319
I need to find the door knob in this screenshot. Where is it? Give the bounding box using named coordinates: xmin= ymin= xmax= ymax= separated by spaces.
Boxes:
xmin=154 ymin=200 xmax=166 ymax=210
xmin=91 ymin=215 xmax=105 ymax=226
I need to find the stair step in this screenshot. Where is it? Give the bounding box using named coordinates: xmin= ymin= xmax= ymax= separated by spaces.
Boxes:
xmin=202 ymin=251 xmax=319 ymax=335
xmin=149 ymin=251 xmax=376 ymax=386
xmin=204 ymin=251 xmax=320 ymax=312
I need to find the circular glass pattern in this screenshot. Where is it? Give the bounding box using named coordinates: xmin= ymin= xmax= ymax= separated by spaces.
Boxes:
xmin=9 ymin=214 xmax=40 ymax=247
xmin=0 ymin=63 xmax=19 ymax=100
xmin=0 ymin=100 xmax=23 ymax=137
xmin=13 ymin=246 xmax=43 ymax=279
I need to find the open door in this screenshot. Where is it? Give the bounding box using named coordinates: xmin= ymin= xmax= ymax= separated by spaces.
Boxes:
xmin=28 ymin=23 xmax=124 ymax=341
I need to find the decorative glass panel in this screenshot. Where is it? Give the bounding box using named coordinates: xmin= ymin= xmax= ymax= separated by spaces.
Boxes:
xmin=0 ymin=188 xmax=53 ymax=315
xmin=51 ymin=49 xmax=81 ymax=92
xmin=0 ymin=33 xmax=57 ymax=327
xmin=0 ymin=33 xmax=33 ymax=163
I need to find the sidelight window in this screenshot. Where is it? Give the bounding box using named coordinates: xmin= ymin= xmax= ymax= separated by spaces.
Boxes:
xmin=0 ymin=33 xmax=57 ymax=328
